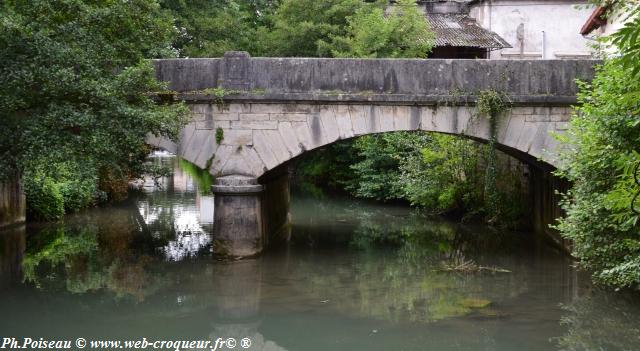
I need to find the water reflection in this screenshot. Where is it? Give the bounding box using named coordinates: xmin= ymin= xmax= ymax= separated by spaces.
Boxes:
xmin=134 ymin=153 xmax=214 ymax=261
xmin=0 ymin=156 xmax=639 ymax=350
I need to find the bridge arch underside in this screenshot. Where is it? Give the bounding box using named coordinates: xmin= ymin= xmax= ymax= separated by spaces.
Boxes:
xmin=149 ymin=101 xmax=570 ymax=178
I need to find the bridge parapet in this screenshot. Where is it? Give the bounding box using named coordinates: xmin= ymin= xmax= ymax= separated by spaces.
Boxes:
xmin=154 ymin=52 xmax=599 ymax=105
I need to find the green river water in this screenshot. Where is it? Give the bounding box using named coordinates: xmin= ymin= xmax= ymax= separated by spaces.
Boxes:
xmin=1 ymin=154 xmax=639 ymax=351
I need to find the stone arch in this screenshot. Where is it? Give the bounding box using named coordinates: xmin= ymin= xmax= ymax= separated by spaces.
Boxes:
xmin=148 ymin=101 xmax=570 ymax=178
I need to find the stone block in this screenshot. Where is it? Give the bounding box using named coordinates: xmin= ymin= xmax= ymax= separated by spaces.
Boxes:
xmin=278 ymin=122 xmax=304 ymax=156
xmin=250 ymin=103 xmax=285 ymax=114
xmin=525 ymin=114 xmax=551 ymax=122
xmin=196 ymin=120 xmax=214 ymax=130
xmin=231 ymin=121 xmax=278 ymax=130
xmin=220 ymin=129 xmax=253 ymax=146
xmin=292 ymin=121 xmax=315 ymax=151
xmin=335 ymin=113 xmax=355 ymax=139
xmin=242 ymin=146 xmax=267 ymax=176
xmin=551 ymin=106 xmax=569 ymax=114
xmin=213 ymin=121 xmax=231 ymax=129
xmin=454 ymin=106 xmax=473 ymax=134
xmin=239 ymin=113 xmax=269 ymax=121
xmin=365 ymin=105 xmax=382 ymax=133
xmin=511 ymin=107 xmax=535 ymax=115
xmin=226 ymin=103 xmax=252 ymax=113
xmin=252 ymin=130 xmax=279 ymax=169
xmin=419 ymin=106 xmax=436 ymax=132
xmin=221 ymin=150 xmax=255 ymax=176
xmin=527 ymin=124 xmax=553 ymax=159
xmin=209 ymin=145 xmax=234 ymax=176
xmin=349 ymin=105 xmax=368 ymax=136
xmin=270 ymin=113 xmax=308 ymax=122
xmin=262 ymin=130 xmax=292 ymax=164
xmin=318 ymin=106 xmax=340 ymax=143
xmin=429 ymin=106 xmax=456 ymax=134
xmin=193 ymin=133 xmax=217 ymax=169
xmin=499 ymin=114 xmax=524 ymax=147
xmin=550 ymin=113 xmax=570 ymax=122
xmin=378 ymin=106 xmax=396 ymax=132
xmin=515 ymin=122 xmax=541 ymax=153
xmin=213 ymin=113 xmax=239 ymax=121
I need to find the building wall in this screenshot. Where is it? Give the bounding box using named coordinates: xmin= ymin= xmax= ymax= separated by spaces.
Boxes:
xmin=586 ymin=8 xmax=634 ymax=56
xmin=470 ymin=0 xmax=594 ymax=59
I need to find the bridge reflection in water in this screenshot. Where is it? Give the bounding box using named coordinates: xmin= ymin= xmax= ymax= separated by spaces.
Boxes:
xmin=0 ymin=155 xmax=639 ymax=351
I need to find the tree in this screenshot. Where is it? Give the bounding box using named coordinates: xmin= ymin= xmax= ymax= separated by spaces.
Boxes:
xmin=260 ymin=0 xmax=374 ymax=57
xmin=325 ymin=0 xmax=434 ymax=58
xmin=0 ymin=0 xmax=188 ymax=220
xmin=160 ymin=0 xmax=279 ymax=57
xmin=555 ymin=2 xmax=640 ymax=288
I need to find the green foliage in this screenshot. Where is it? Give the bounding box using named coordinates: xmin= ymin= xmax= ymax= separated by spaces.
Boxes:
xmin=323 ymin=0 xmax=434 ymax=58
xmin=159 ymin=0 xmax=278 ymax=57
xmin=555 ymin=58 xmax=640 ymax=289
xmin=261 ymin=0 xmax=372 ymax=57
xmin=215 ymin=127 xmax=224 ymax=145
xmin=178 ymin=158 xmax=215 ymax=195
xmin=398 ymin=134 xmax=483 ymax=213
xmin=295 ymin=140 xmax=358 ymax=191
xmin=300 ymin=131 xmax=528 ymax=227
xmin=347 ymin=132 xmax=430 ymax=201
xmin=0 ymin=0 xmax=189 ymax=220
xmin=476 ymin=90 xmax=511 ymax=222
xmin=22 ymin=226 xmax=98 ymax=287
xmin=22 ymin=172 xmax=65 ymax=221
xmin=169 ymin=0 xmax=435 ymax=59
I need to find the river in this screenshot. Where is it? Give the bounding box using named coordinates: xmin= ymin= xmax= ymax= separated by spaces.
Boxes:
xmin=1 ymin=154 xmax=639 ymax=351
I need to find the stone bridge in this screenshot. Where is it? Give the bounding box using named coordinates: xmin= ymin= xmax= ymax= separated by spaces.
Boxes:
xmin=148 ymin=52 xmax=598 ymax=257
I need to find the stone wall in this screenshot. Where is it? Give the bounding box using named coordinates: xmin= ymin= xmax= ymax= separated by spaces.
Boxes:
xmin=0 ymin=177 xmax=26 ymax=228
xmin=530 ymin=166 xmax=571 ymax=251
xmin=154 ymin=54 xmax=598 ymax=106
xmin=148 ymin=102 xmax=572 ymax=179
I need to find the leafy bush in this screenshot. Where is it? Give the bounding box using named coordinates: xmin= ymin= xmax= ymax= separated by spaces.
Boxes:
xmin=23 ymin=172 xmax=65 ymax=221
xmin=555 ymin=60 xmax=640 ymax=288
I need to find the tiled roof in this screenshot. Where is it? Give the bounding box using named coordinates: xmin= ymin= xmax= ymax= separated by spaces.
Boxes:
xmin=427 ymin=13 xmax=512 ymax=49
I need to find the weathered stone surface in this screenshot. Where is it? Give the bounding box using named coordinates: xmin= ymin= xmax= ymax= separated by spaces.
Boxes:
xmin=231 ymin=120 xmax=278 ymax=130
xmin=270 ymin=113 xmax=307 ymax=122
xmin=318 ymin=106 xmax=341 ymax=143
xmin=262 ymin=130 xmax=292 ymax=164
xmin=209 ymin=145 xmax=234 ymax=175
xmin=221 ymin=148 xmax=255 ymax=176
xmin=239 ymin=113 xmax=269 ymax=121
xmin=193 ymin=133 xmax=217 ymax=169
xmin=291 ymin=121 xmax=315 ymax=151
xmin=252 ymin=130 xmax=279 ymax=169
xmin=149 ymin=56 xmax=598 ymax=179
xmin=278 ymin=122 xmax=303 ymax=156
xmin=154 ymin=57 xmax=598 ymax=105
xmin=212 ymin=176 xmax=264 ymax=257
xmin=221 ymin=129 xmax=253 ymax=146
xmin=149 ymin=100 xmax=578 ymax=179
xmin=212 ymin=113 xmax=239 ymax=121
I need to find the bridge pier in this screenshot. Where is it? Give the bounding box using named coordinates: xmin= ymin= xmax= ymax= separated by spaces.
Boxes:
xmin=211 ymin=173 xmax=291 ymax=258
xmin=212 ymin=176 xmax=265 ymax=257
